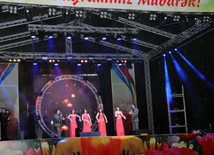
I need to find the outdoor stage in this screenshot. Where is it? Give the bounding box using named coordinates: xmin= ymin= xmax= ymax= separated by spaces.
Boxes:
xmin=0 ymin=133 xmax=213 ymax=155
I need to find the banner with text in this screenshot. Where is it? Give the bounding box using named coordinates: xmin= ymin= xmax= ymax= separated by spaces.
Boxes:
xmin=0 ymin=0 xmax=214 ymax=13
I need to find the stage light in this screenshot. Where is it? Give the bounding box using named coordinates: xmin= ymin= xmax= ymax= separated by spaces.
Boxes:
xmin=66 ymin=33 xmax=72 ymax=40
xmin=13 ymin=59 xmax=16 ymax=62
xmin=117 ymin=34 xmax=122 ymax=41
xmin=63 ymin=8 xmax=70 ymax=23
xmin=48 ymin=31 xmax=54 ymax=39
xmin=9 ymin=59 xmax=12 ymax=62
xmin=127 ymin=12 xmax=135 ymax=20
xmin=102 ymin=37 xmax=107 ymax=41
xmin=33 ymin=62 xmax=37 ymax=66
xmin=25 ymin=7 xmax=33 ymax=21
xmin=84 ymin=36 xmax=89 ymax=40
xmin=124 ymin=60 xmax=127 ymax=63
xmin=75 ymin=9 xmax=84 ymax=18
xmin=118 ymin=61 xmax=123 ymax=66
xmin=17 ymin=59 xmax=21 ymax=62
xmin=31 ymin=31 xmax=36 ymax=39
xmin=164 ymin=55 xmax=172 ymax=104
xmin=54 ymin=63 xmax=59 ymax=66
xmin=163 ymin=54 xmax=166 ymax=57
xmin=48 ymin=7 xmax=56 ymax=16
xmin=71 ymin=94 xmax=75 ymax=98
xmin=173 ymin=15 xmax=181 ymax=22
xmin=169 ymin=51 xmax=171 ymax=54
xmin=9 ymin=5 xmax=17 ymax=14
xmin=132 ymin=37 xmax=137 ymax=41
xmin=175 ymin=48 xmax=178 ymax=51
xmin=49 ymin=60 xmax=52 ymax=63
xmin=77 ymin=61 xmax=81 ymax=66
xmin=99 ymin=10 xmax=108 ymax=18
xmin=85 ymin=60 xmax=88 ymax=63
xmin=97 ymin=61 xmax=101 ymax=67
xmin=81 ymin=60 xmax=84 ymax=63
xmin=66 ymin=56 xmax=73 ymax=60
xmin=42 ymin=56 xmax=48 ymax=60
xmin=150 ymin=14 xmax=157 ymax=20
xmin=203 ymin=16 xmax=210 ymax=23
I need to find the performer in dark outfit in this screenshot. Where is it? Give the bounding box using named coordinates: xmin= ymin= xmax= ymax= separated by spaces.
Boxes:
xmin=53 ymin=109 xmax=65 ymax=138
xmin=129 ymin=103 xmax=139 ymax=133
xmin=0 ymin=108 xmax=10 ymax=141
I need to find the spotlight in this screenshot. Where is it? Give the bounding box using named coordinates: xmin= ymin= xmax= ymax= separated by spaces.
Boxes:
xmin=85 ymin=60 xmax=88 ymax=63
xmin=9 ymin=5 xmax=17 ymax=14
xmin=173 ymin=15 xmax=181 ymax=22
xmin=9 ymin=59 xmax=12 ymax=62
xmin=63 ymin=8 xmax=70 ymax=23
xmin=150 ymin=14 xmax=157 ymax=20
xmin=48 ymin=7 xmax=56 ymax=16
xmin=31 ymin=31 xmax=36 ymax=39
xmin=75 ymin=9 xmax=84 ymax=18
xmin=48 ymin=31 xmax=54 ymax=39
xmin=17 ymin=59 xmax=21 ymax=62
xmin=77 ymin=61 xmax=81 ymax=66
xmin=49 ymin=60 xmax=52 ymax=63
xmin=33 ymin=63 xmax=37 ymax=66
xmin=169 ymin=51 xmax=171 ymax=54
xmin=84 ymin=36 xmax=89 ymax=40
xmin=66 ymin=33 xmax=72 ymax=39
xmin=97 ymin=61 xmax=101 ymax=67
xmin=102 ymin=37 xmax=107 ymax=41
xmin=127 ymin=12 xmax=135 ymax=20
xmin=25 ymin=7 xmax=33 ymax=21
xmin=118 ymin=60 xmax=123 ymax=66
xmin=175 ymin=48 xmax=178 ymax=51
xmin=163 ymin=54 xmax=166 ymax=57
xmin=203 ymin=16 xmax=210 ymax=23
xmin=99 ymin=10 xmax=108 ymax=18
xmin=54 ymin=63 xmax=59 ymax=66
xmin=42 ymin=56 xmax=48 ymax=60
xmin=117 ymin=34 xmax=122 ymax=41
xmin=13 ymin=59 xmax=16 ymax=62
xmin=81 ymin=60 xmax=84 ymax=63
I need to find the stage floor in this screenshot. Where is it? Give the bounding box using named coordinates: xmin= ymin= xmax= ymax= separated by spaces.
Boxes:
xmin=0 ymin=133 xmax=213 ymax=155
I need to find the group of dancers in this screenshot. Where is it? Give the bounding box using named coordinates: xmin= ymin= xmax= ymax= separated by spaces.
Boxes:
xmin=53 ymin=103 xmax=139 ymax=138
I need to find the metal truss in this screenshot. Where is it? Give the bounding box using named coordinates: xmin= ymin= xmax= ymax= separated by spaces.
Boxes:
xmin=0 ymin=31 xmax=30 ymax=43
xmin=0 ymin=33 xmax=58 ymax=51
xmin=28 ymin=24 xmax=139 ymax=34
xmin=0 ymin=11 xmax=63 ymax=29
xmin=144 ymin=58 xmax=154 ymax=133
xmin=0 ymin=52 xmax=143 ymax=61
xmin=92 ymin=12 xmax=177 ymax=39
xmin=147 ymin=20 xmax=212 ymax=59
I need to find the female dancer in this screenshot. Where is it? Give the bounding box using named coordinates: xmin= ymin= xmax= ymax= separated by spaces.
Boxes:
xmin=82 ymin=109 xmax=92 ymax=132
xmin=115 ymin=106 xmax=126 ymax=136
xmin=67 ymin=109 xmax=81 ymax=137
xmin=96 ymin=108 xmax=108 ymax=136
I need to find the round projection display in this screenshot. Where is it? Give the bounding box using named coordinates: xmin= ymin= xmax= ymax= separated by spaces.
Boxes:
xmin=35 ymin=75 xmax=102 ymax=137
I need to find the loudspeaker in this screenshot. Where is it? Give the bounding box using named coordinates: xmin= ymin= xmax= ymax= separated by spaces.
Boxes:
xmin=136 ymin=129 xmax=153 ymax=135
xmin=80 ymin=131 xmax=101 ymax=137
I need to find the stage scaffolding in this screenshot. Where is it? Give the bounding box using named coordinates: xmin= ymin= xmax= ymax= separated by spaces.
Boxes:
xmin=0 ymin=6 xmax=213 ymax=134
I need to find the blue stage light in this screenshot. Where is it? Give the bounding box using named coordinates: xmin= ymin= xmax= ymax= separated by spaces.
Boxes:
xmin=102 ymin=37 xmax=107 ymax=41
xmin=49 ymin=35 xmax=54 ymax=39
xmin=33 ymin=62 xmax=37 ymax=66
xmin=31 ymin=35 xmax=36 ymax=39
xmin=175 ymin=48 xmax=178 ymax=51
xmin=164 ymin=56 xmax=172 ymax=104
xmin=117 ymin=38 xmax=122 ymax=41
xmin=54 ymin=63 xmax=59 ymax=66
xmin=67 ymin=36 xmax=72 ymax=40
xmin=132 ymin=38 xmax=137 ymax=41
xmin=97 ymin=63 xmax=101 ymax=67
xmin=77 ymin=63 xmax=81 ymax=66
xmin=84 ymin=37 xmax=89 ymax=40
xmin=163 ymin=54 xmax=166 ymax=57
xmin=169 ymin=51 xmax=171 ymax=54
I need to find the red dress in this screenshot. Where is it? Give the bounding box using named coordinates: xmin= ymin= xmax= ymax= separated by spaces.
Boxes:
xmin=98 ymin=113 xmax=107 ymax=136
xmin=69 ymin=114 xmax=77 ymax=137
xmin=82 ymin=114 xmax=91 ymax=132
xmin=116 ymin=112 xmax=125 ymax=136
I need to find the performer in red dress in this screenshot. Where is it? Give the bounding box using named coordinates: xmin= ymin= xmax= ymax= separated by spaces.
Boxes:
xmin=96 ymin=108 xmax=108 ymax=136
xmin=115 ymin=106 xmax=126 ymax=136
xmin=67 ymin=109 xmax=81 ymax=137
xmin=82 ymin=109 xmax=92 ymax=132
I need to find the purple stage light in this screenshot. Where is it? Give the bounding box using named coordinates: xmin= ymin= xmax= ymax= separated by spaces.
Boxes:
xmin=117 ymin=38 xmax=122 ymax=41
xmin=118 ymin=63 xmax=122 ymax=66
xmin=54 ymin=63 xmax=59 ymax=66
xmin=97 ymin=63 xmax=101 ymax=67
xmin=77 ymin=63 xmax=81 ymax=66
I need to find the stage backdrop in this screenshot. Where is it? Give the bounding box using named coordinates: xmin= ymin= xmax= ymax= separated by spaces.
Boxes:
xmin=111 ymin=63 xmax=136 ymax=134
xmin=0 ymin=0 xmax=213 ymax=12
xmin=0 ymin=63 xmax=19 ymax=140
xmin=33 ymin=65 xmax=101 ymax=138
